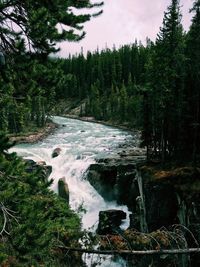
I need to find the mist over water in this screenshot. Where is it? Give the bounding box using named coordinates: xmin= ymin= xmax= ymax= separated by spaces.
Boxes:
xmin=10 ymin=116 xmax=134 ymax=230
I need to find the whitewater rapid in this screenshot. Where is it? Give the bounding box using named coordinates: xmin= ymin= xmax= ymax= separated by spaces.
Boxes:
xmin=10 ymin=116 xmax=135 ymax=230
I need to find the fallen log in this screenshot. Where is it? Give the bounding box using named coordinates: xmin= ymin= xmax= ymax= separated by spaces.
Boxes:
xmin=58 ymin=246 xmax=200 ymax=256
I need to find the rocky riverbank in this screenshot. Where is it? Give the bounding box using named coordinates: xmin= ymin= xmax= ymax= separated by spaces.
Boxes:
xmin=86 ymin=158 xmax=200 ymax=266
xmin=53 ymin=99 xmax=139 ymax=132
xmin=8 ymin=122 xmax=58 ymax=144
xmin=65 ymin=114 xmax=137 ymax=133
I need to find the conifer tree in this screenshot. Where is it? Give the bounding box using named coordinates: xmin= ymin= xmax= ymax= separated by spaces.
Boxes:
xmin=89 ymin=83 xmax=101 ymax=119
xmin=119 ymin=83 xmax=128 ymax=122
xmin=0 ymin=0 xmax=103 ymax=54
xmin=149 ymin=0 xmax=185 ymax=160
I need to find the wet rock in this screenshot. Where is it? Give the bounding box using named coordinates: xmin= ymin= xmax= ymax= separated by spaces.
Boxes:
xmin=87 ymin=159 xmax=138 ymax=204
xmin=97 ymin=209 xmax=126 ymax=235
xmin=44 ymin=165 xmax=52 ymax=178
xmin=24 ymin=159 xmax=36 ymax=169
xmin=87 ymin=168 xmax=117 ymax=201
xmin=52 ymin=147 xmax=61 ymax=158
xmin=58 ymin=177 xmax=69 ymax=204
xmin=76 ymin=155 xmax=82 ymax=160
xmin=24 ymin=159 xmax=52 ymax=181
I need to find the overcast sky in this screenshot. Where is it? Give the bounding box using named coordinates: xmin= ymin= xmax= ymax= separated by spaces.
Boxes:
xmin=57 ymin=0 xmax=193 ymax=57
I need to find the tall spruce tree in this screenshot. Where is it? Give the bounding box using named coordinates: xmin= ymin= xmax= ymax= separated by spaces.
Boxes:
xmin=148 ymin=0 xmax=185 ymax=161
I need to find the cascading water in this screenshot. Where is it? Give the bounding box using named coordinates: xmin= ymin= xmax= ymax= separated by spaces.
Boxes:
xmin=10 ymin=116 xmax=136 ymax=231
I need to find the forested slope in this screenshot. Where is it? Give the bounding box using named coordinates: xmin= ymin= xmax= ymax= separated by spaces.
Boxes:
xmin=56 ymin=0 xmax=200 ymax=164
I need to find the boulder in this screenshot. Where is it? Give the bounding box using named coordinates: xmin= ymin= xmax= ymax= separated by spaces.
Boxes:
xmin=97 ymin=209 xmax=126 ymax=235
xmin=24 ymin=159 xmax=52 ymax=181
xmin=87 ymin=160 xmax=138 ymax=204
xmin=52 ymin=147 xmax=61 ymax=158
xmin=58 ymin=177 xmax=69 ymax=204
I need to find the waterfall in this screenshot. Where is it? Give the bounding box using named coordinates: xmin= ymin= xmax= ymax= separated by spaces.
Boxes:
xmin=10 ymin=116 xmax=134 ymax=230
xmin=10 ymin=116 xmax=137 ymax=266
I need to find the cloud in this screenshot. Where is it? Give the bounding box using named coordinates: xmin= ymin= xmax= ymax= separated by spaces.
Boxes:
xmin=58 ymin=0 xmax=193 ymax=57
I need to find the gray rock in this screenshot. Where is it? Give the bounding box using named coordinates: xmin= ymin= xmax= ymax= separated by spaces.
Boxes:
xmin=52 ymin=147 xmax=61 ymax=158
xmin=58 ymin=177 xmax=69 ymax=204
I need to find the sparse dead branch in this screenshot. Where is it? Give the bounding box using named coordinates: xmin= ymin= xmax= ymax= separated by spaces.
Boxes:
xmin=0 ymin=202 xmax=18 ymax=236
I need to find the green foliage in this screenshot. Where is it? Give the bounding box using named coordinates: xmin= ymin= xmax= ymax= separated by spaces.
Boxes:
xmin=0 ymin=134 xmax=81 ymax=266
xmin=0 ymin=0 xmax=103 ymax=54
xmin=0 ymin=0 xmax=103 ymax=134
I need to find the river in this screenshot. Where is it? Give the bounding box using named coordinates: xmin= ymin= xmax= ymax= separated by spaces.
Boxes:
xmin=10 ymin=116 xmax=140 ymax=266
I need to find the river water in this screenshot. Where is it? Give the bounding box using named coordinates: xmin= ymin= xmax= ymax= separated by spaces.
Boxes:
xmin=10 ymin=116 xmax=139 ymax=266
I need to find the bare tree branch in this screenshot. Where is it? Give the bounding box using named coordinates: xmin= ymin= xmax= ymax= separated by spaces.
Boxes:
xmin=57 ymin=246 xmax=200 ymax=256
xmin=0 ymin=202 xmax=18 ymax=236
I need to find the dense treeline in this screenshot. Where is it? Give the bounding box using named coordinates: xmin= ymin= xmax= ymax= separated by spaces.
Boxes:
xmin=57 ymin=42 xmax=149 ymax=126
xmin=56 ymin=0 xmax=200 ymax=163
xmin=144 ymin=0 xmax=200 ymax=162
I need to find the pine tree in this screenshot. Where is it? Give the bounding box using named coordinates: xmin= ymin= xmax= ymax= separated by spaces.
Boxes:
xmin=149 ymin=0 xmax=185 ymax=160
xmin=0 ymin=0 xmax=103 ymax=54
xmin=119 ymin=83 xmax=128 ymax=122
xmin=89 ymin=83 xmax=101 ymax=119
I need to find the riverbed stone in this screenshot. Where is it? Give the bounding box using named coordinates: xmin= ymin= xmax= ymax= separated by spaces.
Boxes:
xmin=52 ymin=147 xmax=61 ymax=158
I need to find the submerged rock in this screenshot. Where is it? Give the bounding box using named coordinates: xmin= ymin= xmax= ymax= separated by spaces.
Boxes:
xmin=52 ymin=147 xmax=61 ymax=158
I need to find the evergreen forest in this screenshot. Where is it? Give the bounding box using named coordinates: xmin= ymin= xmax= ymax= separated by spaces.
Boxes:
xmin=57 ymin=0 xmax=200 ymax=163
xmin=0 ymin=0 xmax=200 ymax=266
